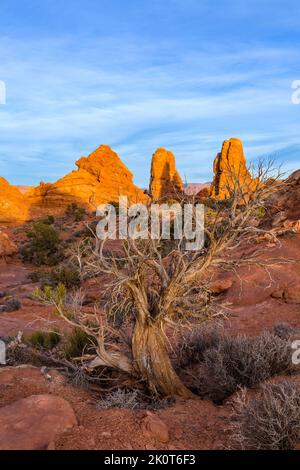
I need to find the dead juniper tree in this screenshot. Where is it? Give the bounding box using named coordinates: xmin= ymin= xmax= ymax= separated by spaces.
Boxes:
xmin=34 ymin=161 xmax=284 ymax=398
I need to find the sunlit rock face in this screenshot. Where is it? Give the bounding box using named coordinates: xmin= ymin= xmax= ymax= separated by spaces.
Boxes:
xmin=0 ymin=231 xmax=18 ymax=256
xmin=268 ymin=169 xmax=300 ymax=229
xmin=149 ymin=148 xmax=183 ymax=201
xmin=0 ymin=177 xmax=29 ymax=223
xmin=25 ymin=145 xmax=149 ymax=218
xmin=210 ymin=138 xmax=255 ymax=199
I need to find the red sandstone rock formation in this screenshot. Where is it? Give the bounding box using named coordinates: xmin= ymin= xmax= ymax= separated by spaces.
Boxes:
xmin=149 ymin=148 xmax=183 ymax=201
xmin=210 ymin=138 xmax=255 ymax=199
xmin=0 ymin=393 xmax=77 ymax=450
xmin=0 ymin=231 xmax=18 ymax=256
xmin=267 ymin=169 xmax=300 ymax=232
xmin=0 ymin=177 xmax=29 ymax=223
xmin=25 ymin=145 xmax=149 ymax=217
xmin=196 ymin=186 xmax=211 ymax=201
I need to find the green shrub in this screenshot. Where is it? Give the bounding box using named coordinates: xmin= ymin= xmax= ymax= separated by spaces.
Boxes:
xmin=49 ymin=265 xmax=81 ymax=288
xmin=64 ymin=327 xmax=95 ymax=359
xmin=26 ymin=330 xmax=61 ymax=350
xmin=74 ymin=221 xmax=98 ymax=238
xmin=256 ymin=206 xmax=266 ymax=219
xmin=41 ymin=215 xmax=55 ymax=225
xmin=29 ymin=265 xmax=80 ymax=289
xmin=20 ymin=222 xmax=64 ymax=266
xmin=65 ymin=203 xmax=86 ymax=222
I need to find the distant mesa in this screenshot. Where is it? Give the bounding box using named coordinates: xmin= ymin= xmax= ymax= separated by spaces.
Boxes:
xmin=210 ymin=137 xmax=256 ymax=199
xmin=16 ymin=186 xmax=32 ymax=194
xmin=149 ymin=148 xmax=183 ymax=201
xmin=184 ymin=183 xmax=211 ymax=196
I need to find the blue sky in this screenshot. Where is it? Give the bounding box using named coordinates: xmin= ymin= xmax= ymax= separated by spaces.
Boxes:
xmin=0 ymin=0 xmax=300 ymax=187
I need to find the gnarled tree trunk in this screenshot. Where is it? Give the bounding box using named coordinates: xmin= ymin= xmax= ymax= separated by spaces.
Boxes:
xmin=132 ymin=318 xmax=193 ymax=398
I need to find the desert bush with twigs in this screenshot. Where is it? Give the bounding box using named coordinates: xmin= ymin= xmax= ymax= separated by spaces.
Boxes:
xmin=231 ymin=381 xmax=300 ymax=450
xmin=180 ymin=327 xmax=297 ymax=403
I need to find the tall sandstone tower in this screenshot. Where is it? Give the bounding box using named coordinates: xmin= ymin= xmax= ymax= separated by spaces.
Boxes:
xmin=149 ymin=148 xmax=183 ymax=201
xmin=210 ymin=138 xmax=256 ymax=199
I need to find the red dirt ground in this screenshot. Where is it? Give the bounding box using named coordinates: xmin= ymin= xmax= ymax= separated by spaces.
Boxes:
xmin=0 ymin=223 xmax=299 ymax=450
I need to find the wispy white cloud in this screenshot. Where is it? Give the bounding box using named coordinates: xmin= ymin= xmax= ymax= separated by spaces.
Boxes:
xmin=0 ymin=30 xmax=299 ymax=186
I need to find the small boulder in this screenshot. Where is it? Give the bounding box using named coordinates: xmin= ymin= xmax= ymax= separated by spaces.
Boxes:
xmin=142 ymin=413 xmax=170 ymax=443
xmin=0 ymin=231 xmax=18 ymax=257
xmin=0 ymin=394 xmax=77 ymax=450
xmin=283 ymin=219 xmax=300 ymax=233
xmin=209 ymin=278 xmax=233 ymax=294
xmin=284 ymin=286 xmax=300 ymax=304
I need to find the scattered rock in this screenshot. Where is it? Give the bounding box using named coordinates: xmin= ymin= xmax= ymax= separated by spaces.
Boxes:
xmin=0 ymin=231 xmax=18 ymax=257
xmin=196 ymin=186 xmax=211 ymax=200
xmin=142 ymin=413 xmax=170 ymax=443
xmin=47 ymin=441 xmax=56 ymax=450
xmin=283 ymin=219 xmax=300 ymax=233
xmin=268 ymin=170 xmax=300 ymax=225
xmin=0 ymin=394 xmax=77 ymax=450
xmin=284 ymin=286 xmax=300 ymax=304
xmin=271 ymin=289 xmax=284 ymax=300
xmin=209 ymin=278 xmax=233 ymax=294
xmin=271 ymin=285 xmax=300 ymax=304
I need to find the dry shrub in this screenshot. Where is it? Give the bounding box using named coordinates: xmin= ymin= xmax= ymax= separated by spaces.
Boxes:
xmin=231 ymin=381 xmax=300 ymax=450
xmin=63 ymin=327 xmax=96 ymax=359
xmin=97 ymin=389 xmax=141 ymax=410
xmin=6 ymin=340 xmax=41 ymax=366
xmin=0 ymin=296 xmax=21 ymax=313
xmin=272 ymin=323 xmax=299 ymax=340
xmin=96 ymin=388 xmax=175 ymax=411
xmin=180 ymin=326 xmax=297 ymax=403
xmin=66 ymin=366 xmax=90 ymax=390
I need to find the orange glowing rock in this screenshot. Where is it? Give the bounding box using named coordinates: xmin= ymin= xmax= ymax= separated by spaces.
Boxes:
xmin=210 ymin=138 xmax=256 ymax=199
xmin=25 ymin=145 xmax=149 ymax=217
xmin=0 ymin=177 xmax=29 ymax=222
xmin=149 ymin=148 xmax=183 ymax=201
